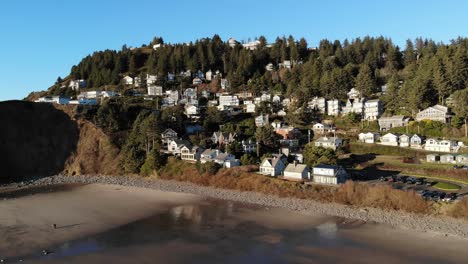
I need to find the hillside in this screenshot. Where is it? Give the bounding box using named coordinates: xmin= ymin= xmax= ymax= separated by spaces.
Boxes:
xmin=0 ymin=101 xmax=121 ymax=182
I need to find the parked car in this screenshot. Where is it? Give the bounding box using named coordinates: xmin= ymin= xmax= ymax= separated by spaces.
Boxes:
xmin=415 ymin=178 xmax=425 ymax=185
xmin=425 ymin=181 xmax=434 ymax=187
xmin=444 ymin=193 xmax=458 ymax=201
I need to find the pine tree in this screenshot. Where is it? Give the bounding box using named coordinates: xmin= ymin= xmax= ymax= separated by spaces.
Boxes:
xmin=354 ymin=64 xmax=375 ymax=97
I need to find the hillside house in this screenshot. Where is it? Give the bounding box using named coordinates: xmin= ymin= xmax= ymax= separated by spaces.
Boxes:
xmin=192 ymin=77 xmax=202 ymax=85
xmin=69 ymin=79 xmax=87 ymax=90
xmin=184 ymin=105 xmax=199 ymax=118
xmin=148 ymin=86 xmax=163 ymax=96
xmin=358 ymin=132 xmax=380 ymax=144
xmin=347 ymin=88 xmax=361 ymax=99
xmin=327 ymin=100 xmax=340 ymax=116
xmin=123 ymin=76 xmax=133 ymax=85
xmin=283 ymin=162 xmax=310 ymax=180
xmin=255 ymin=114 xmax=269 ymax=127
xmin=378 ymin=115 xmax=411 ymax=131
xmin=380 ymin=133 xmax=399 ymax=146
xmin=424 ymin=138 xmax=459 ymax=153
xmin=211 ymin=132 xmax=236 ymax=145
xmin=180 ymin=146 xmax=204 ymax=162
xmin=218 ymin=95 xmax=239 ymax=108
xmin=456 ymin=154 xmax=468 ymax=165
xmin=308 ymin=97 xmax=327 ymax=113
xmin=416 ymin=105 xmax=451 ymax=123
xmin=342 ymin=98 xmax=365 ymax=116
xmin=426 ymin=154 xmax=440 ymax=163
xmin=399 ymin=134 xmax=411 ymax=147
xmin=410 ymin=134 xmax=424 ymax=149
xmin=313 ymin=123 xmax=335 ymax=135
xmin=221 ymin=79 xmax=230 ymax=90
xmin=168 ymin=139 xmax=192 ymax=155
xmin=146 ymin=74 xmax=158 ymax=85
xmin=241 ymin=140 xmax=256 ymax=153
xmin=161 ymin=129 xmax=178 ymax=146
xmin=35 ymin=96 xmax=70 ymax=105
xmin=259 ymin=157 xmax=286 ymax=177
xmin=314 ymin=137 xmax=343 ymax=150
xmin=440 ymin=154 xmax=456 ymax=164
xmin=312 ymin=164 xmax=348 ymax=185
xmin=363 ymin=99 xmax=383 ymax=120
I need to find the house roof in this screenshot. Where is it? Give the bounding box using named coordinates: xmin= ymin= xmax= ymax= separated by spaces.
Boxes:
xmin=162 ymin=128 xmax=177 ymax=135
xmin=379 ymin=115 xmax=405 ymax=121
xmin=314 ymin=164 xmax=340 ymax=170
xmin=431 ymin=104 xmax=448 ymax=113
xmin=316 ymin=137 xmax=341 ymax=143
xmin=284 ymin=163 xmax=308 ymax=174
xmin=173 ymin=139 xmax=192 ymax=148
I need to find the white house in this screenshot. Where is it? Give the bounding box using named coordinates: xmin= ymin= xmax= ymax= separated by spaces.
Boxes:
xmin=146 ymin=74 xmax=158 ymax=85
xmin=185 ymin=105 xmax=199 ymax=117
xmin=180 ymin=146 xmax=204 ymax=162
xmin=315 ymin=137 xmax=342 ymax=150
xmin=347 ymin=88 xmax=361 ymax=99
xmin=241 ymin=140 xmax=256 ymax=153
xmin=148 ymin=86 xmax=163 ymax=96
xmin=327 ymin=100 xmax=340 ymax=116
xmin=192 ymin=77 xmax=203 ymax=85
xmin=123 ymin=76 xmax=133 ymax=85
xmin=242 ymin=40 xmax=261 ymax=50
xmin=399 ymin=134 xmax=411 ymax=147
xmin=259 ymin=157 xmax=286 ymax=177
xmin=168 ymin=139 xmax=192 ymax=155
xmin=312 ymin=164 xmax=348 ymax=185
xmin=221 ymin=79 xmax=230 ymax=90
xmin=440 ymin=154 xmax=456 ymax=164
xmin=363 ymin=99 xmax=383 ymax=120
xmin=200 ymin=149 xmax=220 ymax=163
xmin=211 ymin=132 xmax=236 ymax=145
xmin=69 ymin=79 xmax=87 ymax=90
xmin=78 ymin=91 xmax=101 ymax=99
xmin=416 ymin=105 xmax=451 ymax=123
xmin=255 ymin=114 xmax=269 ymax=127
xmin=161 ymin=129 xmax=178 ymax=146
xmin=283 ymin=162 xmax=310 ymax=180
xmin=313 ymin=123 xmax=335 ymax=135
xmin=34 ymin=96 xmax=70 ymax=105
xmin=358 ymin=132 xmax=380 ymax=144
xmin=219 ymin=95 xmax=239 ymax=107
xmin=380 ymin=133 xmax=399 ymax=146
xmin=456 ymin=154 xmax=468 ymax=165
xmin=265 ymin=63 xmax=274 ymax=72
xmin=206 ymin=70 xmax=213 ymax=81
xmin=342 ymin=98 xmax=365 ymax=116
xmin=308 ymin=97 xmax=327 ymax=113
xmin=424 ymin=138 xmax=459 ymax=153
xmin=246 ymin=103 xmax=256 ymax=113
xmin=410 ymin=134 xmax=424 ymax=149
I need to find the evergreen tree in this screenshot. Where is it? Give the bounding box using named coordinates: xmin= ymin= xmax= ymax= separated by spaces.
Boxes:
xmin=354 ymin=64 xmax=375 ymax=97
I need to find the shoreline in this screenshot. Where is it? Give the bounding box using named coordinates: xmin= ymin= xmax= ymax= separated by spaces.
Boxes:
xmin=3 ymin=174 xmax=468 ymax=238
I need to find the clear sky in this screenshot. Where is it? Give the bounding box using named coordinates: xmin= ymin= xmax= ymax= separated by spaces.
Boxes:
xmin=1 ymin=0 xmax=467 ymax=101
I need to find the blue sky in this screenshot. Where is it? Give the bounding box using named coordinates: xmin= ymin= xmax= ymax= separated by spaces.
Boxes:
xmin=1 ymin=0 xmax=467 ymax=101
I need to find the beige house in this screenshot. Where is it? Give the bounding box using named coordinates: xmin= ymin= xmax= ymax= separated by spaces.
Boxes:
xmin=312 ymin=164 xmax=348 ymax=185
xmin=283 ymin=163 xmax=310 ymax=180
xmin=259 ymin=157 xmax=286 ymax=177
xmin=416 ymin=105 xmax=451 ymax=123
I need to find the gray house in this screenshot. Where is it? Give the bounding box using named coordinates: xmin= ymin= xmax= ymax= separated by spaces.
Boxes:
xmin=378 ymin=115 xmax=411 ymax=131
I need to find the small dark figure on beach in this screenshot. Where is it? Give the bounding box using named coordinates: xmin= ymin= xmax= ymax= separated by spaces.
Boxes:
xmin=53 ymin=224 xmax=57 ymax=229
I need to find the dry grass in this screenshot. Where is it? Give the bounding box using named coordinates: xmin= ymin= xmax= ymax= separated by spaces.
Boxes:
xmin=160 ymin=158 xmax=432 ymax=215
xmin=447 ymin=198 xmax=468 ymax=220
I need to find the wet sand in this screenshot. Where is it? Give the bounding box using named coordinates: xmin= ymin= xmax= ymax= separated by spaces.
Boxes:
xmin=0 ymin=184 xmax=200 ymax=258
xmin=1 ymin=184 xmax=468 ymax=263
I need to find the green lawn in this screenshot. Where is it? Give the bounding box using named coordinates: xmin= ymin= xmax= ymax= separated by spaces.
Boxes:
xmin=433 ymin=182 xmax=461 ymax=191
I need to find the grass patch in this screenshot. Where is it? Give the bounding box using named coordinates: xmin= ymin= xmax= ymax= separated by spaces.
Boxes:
xmin=349 ymin=142 xmax=425 ymax=157
xmin=434 ymin=182 xmax=461 ymax=191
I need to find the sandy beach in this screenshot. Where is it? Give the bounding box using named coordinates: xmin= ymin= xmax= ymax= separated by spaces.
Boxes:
xmin=1 ymin=182 xmax=468 ymax=263
xmin=0 ymin=184 xmax=201 ymax=258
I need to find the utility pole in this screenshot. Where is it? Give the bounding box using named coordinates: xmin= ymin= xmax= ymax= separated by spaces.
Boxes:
xmin=308 ymin=129 xmax=311 ymax=143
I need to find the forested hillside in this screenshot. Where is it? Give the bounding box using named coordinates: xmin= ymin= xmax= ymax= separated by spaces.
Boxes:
xmin=45 ymin=35 xmax=467 ymax=115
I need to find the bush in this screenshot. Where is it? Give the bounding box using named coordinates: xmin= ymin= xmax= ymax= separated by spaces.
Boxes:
xmin=448 ymin=198 xmax=468 ymax=220
xmin=140 ymin=149 xmax=168 ymax=176
xmin=195 ymin=161 xmax=221 ymax=175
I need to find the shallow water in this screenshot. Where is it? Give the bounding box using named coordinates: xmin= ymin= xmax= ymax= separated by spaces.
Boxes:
xmin=12 ymin=198 xmax=467 ymax=264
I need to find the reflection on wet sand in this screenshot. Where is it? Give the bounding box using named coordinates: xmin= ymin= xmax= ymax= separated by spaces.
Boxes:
xmin=18 ymin=199 xmax=468 ymax=264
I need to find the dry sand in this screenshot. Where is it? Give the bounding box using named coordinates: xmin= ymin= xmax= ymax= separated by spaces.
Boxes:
xmin=0 ymin=184 xmax=200 ymax=258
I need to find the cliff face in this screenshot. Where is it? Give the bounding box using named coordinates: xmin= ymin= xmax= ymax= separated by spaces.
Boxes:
xmin=0 ymin=101 xmax=121 ymax=182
